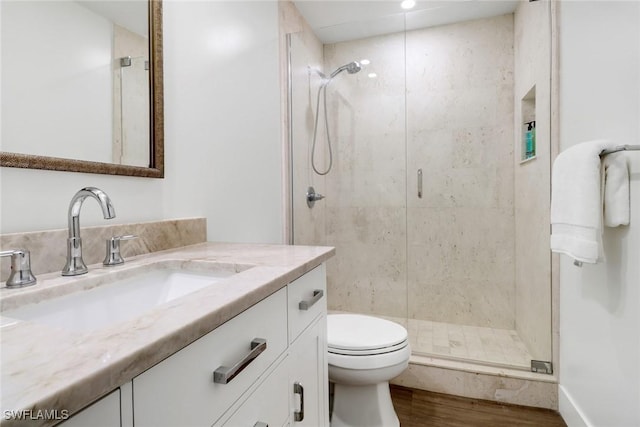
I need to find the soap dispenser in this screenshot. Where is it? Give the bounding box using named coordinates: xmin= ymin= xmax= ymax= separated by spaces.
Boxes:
xmin=525 ymin=121 xmax=536 ymax=158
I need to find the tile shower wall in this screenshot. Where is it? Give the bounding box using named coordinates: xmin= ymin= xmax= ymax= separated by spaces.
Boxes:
xmin=324 ymin=33 xmax=408 ymax=318
xmin=323 ymin=14 xmax=515 ymax=327
xmin=406 ymin=15 xmax=515 ymax=328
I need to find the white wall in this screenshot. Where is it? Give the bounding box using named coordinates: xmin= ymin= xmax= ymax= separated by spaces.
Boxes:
xmin=1 ymin=1 xmax=112 ymax=162
xmin=0 ymin=1 xmax=284 ymax=245
xmin=558 ymin=2 xmax=640 ymax=426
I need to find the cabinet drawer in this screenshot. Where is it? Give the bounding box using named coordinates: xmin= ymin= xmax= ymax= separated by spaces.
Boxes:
xmin=215 ymin=356 xmax=289 ymax=427
xmin=287 ymin=264 xmax=326 ymax=343
xmin=133 ymin=288 xmax=288 ymax=427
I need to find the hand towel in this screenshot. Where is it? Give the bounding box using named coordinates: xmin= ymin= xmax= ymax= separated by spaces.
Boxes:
xmin=603 ymin=154 xmax=630 ymax=227
xmin=550 ymin=139 xmax=618 ymax=264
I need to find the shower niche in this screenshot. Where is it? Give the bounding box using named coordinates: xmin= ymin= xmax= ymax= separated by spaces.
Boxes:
xmin=287 ymin=0 xmax=553 ymax=374
xmin=521 ymin=85 xmax=537 ymax=162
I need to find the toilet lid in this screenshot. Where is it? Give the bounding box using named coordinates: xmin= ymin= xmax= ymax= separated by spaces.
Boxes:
xmin=327 ymin=314 xmax=408 ymax=352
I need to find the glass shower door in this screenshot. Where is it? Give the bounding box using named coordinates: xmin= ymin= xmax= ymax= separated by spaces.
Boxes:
xmin=114 ymin=56 xmax=150 ymax=167
xmin=288 ymin=0 xmax=553 ymax=372
xmin=404 ymin=3 xmax=553 ymax=370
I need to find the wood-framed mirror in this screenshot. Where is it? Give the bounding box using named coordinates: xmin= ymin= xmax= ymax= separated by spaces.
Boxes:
xmin=0 ymin=0 xmax=164 ymax=178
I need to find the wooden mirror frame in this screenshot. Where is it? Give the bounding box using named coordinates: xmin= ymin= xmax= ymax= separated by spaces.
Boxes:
xmin=0 ymin=0 xmax=164 ymax=178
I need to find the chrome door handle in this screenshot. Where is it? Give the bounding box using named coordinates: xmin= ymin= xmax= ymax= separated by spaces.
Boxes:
xmin=213 ymin=338 xmax=267 ymax=384
xmin=293 ymin=382 xmax=304 ymax=422
xmin=417 ymin=168 xmax=423 ymax=198
xmin=299 ymin=289 xmax=324 ymax=310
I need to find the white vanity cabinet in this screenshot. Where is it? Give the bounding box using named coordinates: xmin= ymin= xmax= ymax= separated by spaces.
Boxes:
xmin=215 ymin=264 xmax=329 ymax=427
xmin=287 ymin=264 xmax=329 ymax=427
xmin=56 ymin=389 xmax=121 ymax=427
xmin=133 ymin=287 xmax=289 ymax=427
xmin=131 ymin=263 xmax=328 ymax=427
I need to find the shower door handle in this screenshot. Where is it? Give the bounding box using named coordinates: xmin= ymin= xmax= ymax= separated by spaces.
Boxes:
xmin=417 ymin=169 xmax=423 ymax=198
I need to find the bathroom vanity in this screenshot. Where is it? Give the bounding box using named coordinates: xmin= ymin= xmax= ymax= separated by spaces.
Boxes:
xmin=0 ymin=242 xmax=334 ymax=427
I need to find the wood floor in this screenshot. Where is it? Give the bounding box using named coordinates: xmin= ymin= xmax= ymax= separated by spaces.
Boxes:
xmin=390 ymin=385 xmax=567 ymax=427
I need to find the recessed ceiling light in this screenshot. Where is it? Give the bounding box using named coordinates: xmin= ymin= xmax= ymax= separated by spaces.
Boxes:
xmin=360 ymin=59 xmax=371 ymax=65
xmin=368 ymin=73 xmax=377 ymax=79
xmin=401 ymin=0 xmax=416 ymax=10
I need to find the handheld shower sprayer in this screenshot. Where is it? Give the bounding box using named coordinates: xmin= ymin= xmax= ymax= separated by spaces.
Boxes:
xmin=311 ymin=60 xmax=362 ymax=176
xmin=329 ymin=61 xmax=362 ymax=79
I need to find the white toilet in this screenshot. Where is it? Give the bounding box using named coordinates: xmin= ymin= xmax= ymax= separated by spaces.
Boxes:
xmin=327 ymin=314 xmax=411 ymax=427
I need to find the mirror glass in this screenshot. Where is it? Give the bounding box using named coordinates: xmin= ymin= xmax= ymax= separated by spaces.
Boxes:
xmin=0 ymin=0 xmax=163 ymax=178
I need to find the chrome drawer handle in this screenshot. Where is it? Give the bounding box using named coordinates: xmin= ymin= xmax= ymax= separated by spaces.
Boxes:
xmin=254 ymin=423 xmax=268 ymax=427
xmin=293 ymin=382 xmax=304 ymax=422
xmin=213 ymin=338 xmax=267 ymax=384
xmin=298 ymin=289 xmax=324 ymax=311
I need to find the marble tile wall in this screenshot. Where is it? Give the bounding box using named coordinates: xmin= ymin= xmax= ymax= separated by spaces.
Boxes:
xmin=0 ymin=218 xmax=207 ymax=282
xmin=322 ymin=14 xmax=516 ymax=327
xmin=323 ymin=33 xmax=408 ymax=318
xmin=406 ymin=14 xmax=515 ymax=328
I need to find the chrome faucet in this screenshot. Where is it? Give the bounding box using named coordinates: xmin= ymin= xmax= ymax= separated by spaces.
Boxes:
xmin=62 ymin=187 xmax=116 ymax=276
xmin=0 ymin=249 xmax=37 ymax=288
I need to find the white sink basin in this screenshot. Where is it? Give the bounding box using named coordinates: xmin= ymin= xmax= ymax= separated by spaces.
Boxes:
xmin=2 ymin=267 xmax=236 ymax=333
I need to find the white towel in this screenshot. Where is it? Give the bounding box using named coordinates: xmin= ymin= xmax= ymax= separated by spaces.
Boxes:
xmin=603 ymin=154 xmax=630 ymax=227
xmin=550 ymin=139 xmax=618 ymax=264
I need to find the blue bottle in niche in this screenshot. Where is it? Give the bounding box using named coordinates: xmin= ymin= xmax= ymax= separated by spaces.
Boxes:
xmin=525 ymin=121 xmax=536 ymax=158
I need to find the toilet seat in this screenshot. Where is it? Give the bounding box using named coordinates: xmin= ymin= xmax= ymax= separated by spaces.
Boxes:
xmin=328 ymin=343 xmax=411 ymax=370
xmin=327 ymin=314 xmax=411 ymax=370
xmin=328 ymin=314 xmax=408 ymax=352
xmin=329 ymin=340 xmax=408 ymax=356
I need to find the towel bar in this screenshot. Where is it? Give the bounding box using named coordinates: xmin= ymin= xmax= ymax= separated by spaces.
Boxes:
xmin=600 ymin=144 xmax=640 ymax=156
xmin=574 ymin=144 xmax=636 ymax=268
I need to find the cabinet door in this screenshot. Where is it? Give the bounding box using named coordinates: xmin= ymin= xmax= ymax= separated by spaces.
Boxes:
xmin=289 ymin=316 xmax=329 ymax=427
xmin=217 ymin=357 xmax=289 ymax=427
xmin=57 ymin=389 xmax=120 ymax=427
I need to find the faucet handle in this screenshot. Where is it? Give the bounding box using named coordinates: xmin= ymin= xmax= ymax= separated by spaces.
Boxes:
xmin=103 ymin=235 xmax=138 ymax=267
xmin=0 ymin=249 xmax=37 ymax=288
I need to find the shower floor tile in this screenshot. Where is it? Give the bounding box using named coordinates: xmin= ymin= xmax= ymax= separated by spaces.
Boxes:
xmin=328 ymin=311 xmax=534 ymax=369
xmin=394 ymin=316 xmax=532 ymax=369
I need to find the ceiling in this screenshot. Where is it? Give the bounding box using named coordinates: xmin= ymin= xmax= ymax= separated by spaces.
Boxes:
xmin=293 ymin=0 xmax=520 ymax=44
xmin=78 ymin=0 xmax=148 ymax=37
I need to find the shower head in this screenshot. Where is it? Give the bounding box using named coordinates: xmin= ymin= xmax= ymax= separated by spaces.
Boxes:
xmin=329 ymin=61 xmax=362 ymax=79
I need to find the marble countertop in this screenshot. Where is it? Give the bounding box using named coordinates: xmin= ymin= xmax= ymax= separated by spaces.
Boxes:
xmin=0 ymin=242 xmax=334 ymax=426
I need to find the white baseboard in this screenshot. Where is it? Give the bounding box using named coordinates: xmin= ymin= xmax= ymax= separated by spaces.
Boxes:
xmin=558 ymin=385 xmax=590 ymax=427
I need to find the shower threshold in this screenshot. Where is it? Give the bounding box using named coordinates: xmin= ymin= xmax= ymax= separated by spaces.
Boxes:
xmin=404 ymin=317 xmax=533 ymax=370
